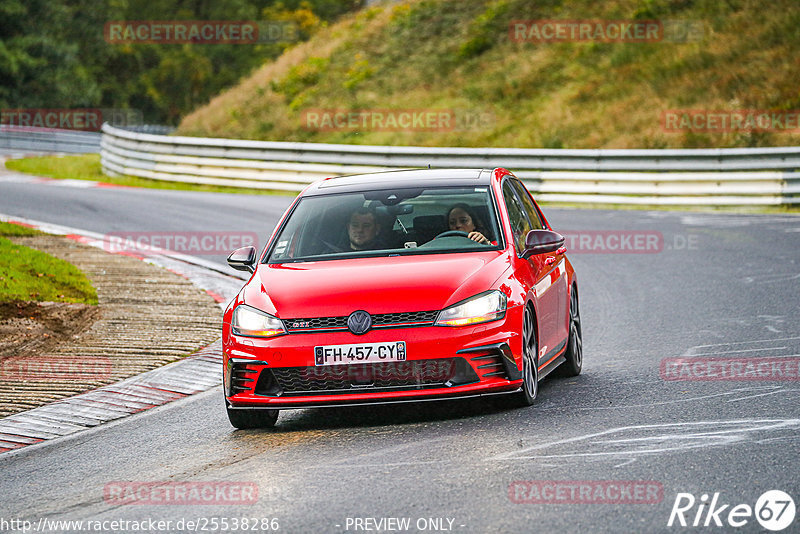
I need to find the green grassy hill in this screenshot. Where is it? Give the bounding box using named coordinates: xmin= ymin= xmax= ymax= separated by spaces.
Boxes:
xmin=176 ymin=0 xmax=800 ymax=149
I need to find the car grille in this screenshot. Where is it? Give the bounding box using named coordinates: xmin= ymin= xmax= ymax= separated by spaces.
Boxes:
xmin=283 ymin=310 xmax=439 ymax=333
xmin=265 ymin=358 xmax=477 ymax=396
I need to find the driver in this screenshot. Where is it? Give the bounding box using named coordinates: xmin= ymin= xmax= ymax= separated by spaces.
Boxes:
xmin=446 ymin=204 xmax=490 ymax=244
xmin=347 ymin=207 xmax=383 ymax=251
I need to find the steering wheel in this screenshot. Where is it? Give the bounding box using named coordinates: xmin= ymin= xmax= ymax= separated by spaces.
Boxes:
xmin=434 ymin=230 xmax=470 ymax=239
xmin=318 ymin=238 xmax=345 ymax=253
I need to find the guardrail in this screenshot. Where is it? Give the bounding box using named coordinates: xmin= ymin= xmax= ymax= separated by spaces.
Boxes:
xmin=101 ymin=124 xmax=800 ymax=205
xmin=0 ymin=126 xmax=101 ymax=154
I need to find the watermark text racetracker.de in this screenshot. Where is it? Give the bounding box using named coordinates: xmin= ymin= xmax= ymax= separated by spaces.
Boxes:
xmin=661 ymin=357 xmax=800 ymax=381
xmin=103 ymin=481 xmax=258 ymax=505
xmin=663 ymin=109 xmax=800 ymax=133
xmin=509 ymin=19 xmax=704 ymax=43
xmin=104 ymin=20 xmax=297 ymax=44
xmin=302 ymin=108 xmax=495 ymax=132
xmin=509 ymin=480 xmax=663 ymax=504
xmin=103 ymin=231 xmax=258 ymax=256
xmin=1 ymin=108 xmax=142 ymax=131
xmin=0 ymin=356 xmax=112 ymax=381
xmin=561 ymin=230 xmax=699 ymax=254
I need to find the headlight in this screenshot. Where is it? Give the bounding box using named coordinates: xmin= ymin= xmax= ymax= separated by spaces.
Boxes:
xmin=435 ymin=290 xmax=507 ymax=327
xmin=232 ymin=305 xmax=286 ymax=338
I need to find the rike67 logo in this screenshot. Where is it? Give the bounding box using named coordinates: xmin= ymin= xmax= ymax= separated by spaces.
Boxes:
xmin=668 ymin=490 xmax=796 ymax=531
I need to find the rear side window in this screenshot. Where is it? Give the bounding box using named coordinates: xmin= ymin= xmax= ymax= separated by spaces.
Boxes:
xmin=511 ymin=180 xmax=545 ymax=230
xmin=501 ymin=181 xmax=533 ymax=253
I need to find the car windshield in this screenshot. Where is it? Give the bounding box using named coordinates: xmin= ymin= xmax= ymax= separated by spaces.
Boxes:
xmin=267 ymin=186 xmax=502 ymax=263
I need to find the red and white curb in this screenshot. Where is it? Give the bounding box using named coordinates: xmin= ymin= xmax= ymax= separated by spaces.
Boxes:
xmin=0 ymin=174 xmax=124 ymax=188
xmin=0 ymin=214 xmax=249 ymax=455
xmin=0 ymin=157 xmax=124 ymax=189
xmin=0 ymin=341 xmax=222 ymax=453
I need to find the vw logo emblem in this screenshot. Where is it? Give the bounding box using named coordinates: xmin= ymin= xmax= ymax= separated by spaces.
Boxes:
xmin=347 ymin=310 xmax=372 ymax=335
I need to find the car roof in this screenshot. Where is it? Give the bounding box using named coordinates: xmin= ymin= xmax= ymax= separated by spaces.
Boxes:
xmin=303 ymin=168 xmax=497 ymax=196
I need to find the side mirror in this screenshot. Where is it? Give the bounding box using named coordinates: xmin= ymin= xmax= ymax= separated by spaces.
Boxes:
xmin=521 ymin=230 xmax=565 ymax=259
xmin=227 ymin=246 xmax=257 ymax=273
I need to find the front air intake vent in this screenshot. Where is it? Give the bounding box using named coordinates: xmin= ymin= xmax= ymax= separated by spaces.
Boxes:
xmin=264 ymin=358 xmax=478 ymax=396
xmin=470 ymin=353 xmax=508 ymax=378
xmin=230 ymin=363 xmax=258 ymax=394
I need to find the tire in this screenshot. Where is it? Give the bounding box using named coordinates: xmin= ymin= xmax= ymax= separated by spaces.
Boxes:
xmin=510 ymin=306 xmax=538 ymax=407
xmin=555 ymin=284 xmax=583 ymax=377
xmin=226 ymin=404 xmax=279 ymax=429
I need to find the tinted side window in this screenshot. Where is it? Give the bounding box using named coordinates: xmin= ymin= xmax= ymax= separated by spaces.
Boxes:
xmin=502 ymin=181 xmax=533 ymax=252
xmin=511 ymin=180 xmax=545 ymax=230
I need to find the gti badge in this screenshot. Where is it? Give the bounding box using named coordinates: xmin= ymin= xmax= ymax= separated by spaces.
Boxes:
xmin=347 ymin=310 xmax=372 ymax=335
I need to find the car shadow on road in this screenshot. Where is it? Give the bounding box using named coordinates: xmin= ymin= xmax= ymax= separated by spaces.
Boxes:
xmin=234 ymin=380 xmax=567 ymax=433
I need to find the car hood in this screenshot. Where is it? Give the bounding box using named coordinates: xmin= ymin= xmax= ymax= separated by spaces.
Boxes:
xmin=245 ymin=252 xmax=512 ymax=318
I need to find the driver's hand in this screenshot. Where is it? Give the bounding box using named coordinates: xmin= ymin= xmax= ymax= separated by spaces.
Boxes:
xmin=468 ymin=231 xmax=489 ymax=244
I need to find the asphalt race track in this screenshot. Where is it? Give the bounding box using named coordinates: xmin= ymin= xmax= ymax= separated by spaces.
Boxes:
xmin=1 ymin=177 xmax=799 ymax=533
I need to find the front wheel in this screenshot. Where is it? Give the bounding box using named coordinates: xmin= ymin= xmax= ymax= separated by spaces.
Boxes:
xmin=510 ymin=307 xmax=538 ymax=407
xmin=226 ymin=404 xmax=279 ymax=429
xmin=555 ymin=285 xmax=582 ymax=377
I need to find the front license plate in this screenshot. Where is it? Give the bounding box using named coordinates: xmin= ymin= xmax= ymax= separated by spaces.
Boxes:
xmin=315 ymin=341 xmax=407 ymax=366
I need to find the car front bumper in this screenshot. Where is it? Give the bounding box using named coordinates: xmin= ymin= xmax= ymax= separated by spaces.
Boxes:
xmin=223 ymin=306 xmax=524 ymax=409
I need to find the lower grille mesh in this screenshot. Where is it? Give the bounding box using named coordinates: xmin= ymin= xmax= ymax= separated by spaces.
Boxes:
xmin=270 ymin=359 xmax=461 ymax=394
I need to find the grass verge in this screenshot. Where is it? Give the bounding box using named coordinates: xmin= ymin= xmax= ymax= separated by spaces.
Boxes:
xmin=4 ymin=154 xmax=295 ymax=196
xmin=0 ymin=222 xmax=98 ymax=304
xmin=177 ymin=0 xmax=800 ymax=150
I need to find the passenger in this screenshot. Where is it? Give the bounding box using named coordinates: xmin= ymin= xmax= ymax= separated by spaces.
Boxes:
xmin=347 ymin=207 xmax=383 ymax=251
xmin=446 ymin=203 xmax=491 ymax=244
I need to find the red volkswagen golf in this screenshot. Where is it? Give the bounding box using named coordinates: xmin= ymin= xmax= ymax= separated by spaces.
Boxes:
xmin=222 ymin=168 xmax=582 ymax=428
